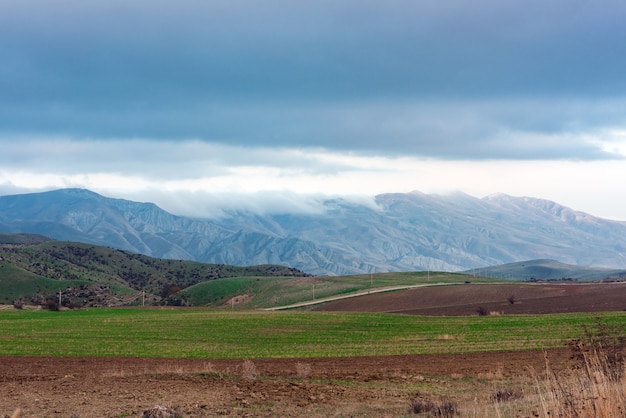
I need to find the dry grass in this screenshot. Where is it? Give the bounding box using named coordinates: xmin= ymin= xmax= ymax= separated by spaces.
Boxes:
xmin=295 ymin=361 xmax=312 ymax=379
xmin=536 ymin=348 xmax=626 ymax=417
xmin=241 ymin=359 xmax=259 ymax=380
xmin=101 ymin=361 xmax=218 ymax=378
xmin=477 ymin=349 xmax=626 ymax=417
xmin=477 ymin=363 xmax=504 ymax=379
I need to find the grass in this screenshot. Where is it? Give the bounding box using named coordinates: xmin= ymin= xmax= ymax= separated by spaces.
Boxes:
xmin=2 ymin=308 xmax=625 ymax=417
xmin=0 ymin=261 xmax=92 ymax=304
xmin=181 ymin=271 xmax=502 ymax=308
xmin=1 ymin=308 xmax=624 ymax=358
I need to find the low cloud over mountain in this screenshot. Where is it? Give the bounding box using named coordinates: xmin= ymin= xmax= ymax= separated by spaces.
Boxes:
xmin=1 ymin=188 xmax=625 ymax=275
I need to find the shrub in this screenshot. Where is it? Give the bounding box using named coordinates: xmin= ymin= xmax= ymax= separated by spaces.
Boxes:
xmin=491 ymin=388 xmax=521 ymax=403
xmin=431 ymin=401 xmax=459 ymax=417
xmin=45 ymin=298 xmax=59 ymax=311
xmin=241 ymin=359 xmax=258 ymax=380
xmin=142 ymin=405 xmax=182 ymax=418
xmin=409 ymin=399 xmax=436 ymax=414
xmin=476 ymin=306 xmax=488 ymax=316
xmin=409 ymin=399 xmax=459 ymax=417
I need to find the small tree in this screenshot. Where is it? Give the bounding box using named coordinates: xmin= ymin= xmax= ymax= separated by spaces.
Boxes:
xmin=45 ymin=298 xmax=59 ymax=311
xmin=161 ymin=284 xmax=182 ymax=298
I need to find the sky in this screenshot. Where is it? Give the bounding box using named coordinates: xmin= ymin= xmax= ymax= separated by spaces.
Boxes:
xmin=2 ymin=0 xmax=626 ymax=219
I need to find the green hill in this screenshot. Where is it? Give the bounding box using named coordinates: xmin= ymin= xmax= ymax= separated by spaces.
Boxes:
xmin=0 ymin=261 xmax=81 ymax=305
xmin=0 ymin=234 xmax=309 ymax=308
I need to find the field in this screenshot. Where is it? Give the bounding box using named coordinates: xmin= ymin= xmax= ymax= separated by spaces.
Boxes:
xmin=2 ymin=297 xmax=626 ymax=417
xmin=180 ymin=271 xmax=500 ymax=308
xmin=0 ymin=349 xmax=575 ymax=417
xmin=314 ymin=281 xmax=626 ymax=315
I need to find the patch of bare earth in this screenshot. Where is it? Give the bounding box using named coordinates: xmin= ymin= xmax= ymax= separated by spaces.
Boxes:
xmin=222 ymin=294 xmax=253 ymax=307
xmin=0 ymin=350 xmax=574 ymax=417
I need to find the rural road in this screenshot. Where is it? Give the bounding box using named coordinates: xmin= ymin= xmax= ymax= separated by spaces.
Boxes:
xmin=263 ymin=282 xmax=455 ymax=311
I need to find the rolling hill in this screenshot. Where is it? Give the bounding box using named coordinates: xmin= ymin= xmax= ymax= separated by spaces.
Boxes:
xmin=463 ymin=259 xmax=626 ymax=281
xmin=0 ymin=236 xmax=309 ymax=307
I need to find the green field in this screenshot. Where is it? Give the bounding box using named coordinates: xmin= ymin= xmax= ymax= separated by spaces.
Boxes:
xmin=1 ymin=308 xmax=624 ymax=358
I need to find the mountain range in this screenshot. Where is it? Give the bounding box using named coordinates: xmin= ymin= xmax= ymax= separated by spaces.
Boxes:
xmin=1 ymin=188 xmax=626 ymax=275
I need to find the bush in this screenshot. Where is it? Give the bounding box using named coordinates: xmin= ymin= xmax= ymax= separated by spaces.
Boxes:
xmin=491 ymin=388 xmax=521 ymax=403
xmin=476 ymin=306 xmax=488 ymax=316
xmin=142 ymin=405 xmax=182 ymax=418
xmin=409 ymin=399 xmax=459 ymax=417
xmin=409 ymin=399 xmax=436 ymax=414
xmin=45 ymin=298 xmax=59 ymax=311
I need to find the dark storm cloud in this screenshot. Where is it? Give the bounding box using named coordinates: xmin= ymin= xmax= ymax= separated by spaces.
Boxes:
xmin=1 ymin=0 xmax=626 ymax=159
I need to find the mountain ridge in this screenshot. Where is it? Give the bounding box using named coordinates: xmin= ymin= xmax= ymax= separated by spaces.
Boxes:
xmin=1 ymin=188 xmax=626 ymax=275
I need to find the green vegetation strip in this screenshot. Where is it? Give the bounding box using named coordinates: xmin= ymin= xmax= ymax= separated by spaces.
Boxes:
xmin=182 ymin=272 xmax=500 ymax=308
xmin=1 ymin=309 xmax=624 ymax=358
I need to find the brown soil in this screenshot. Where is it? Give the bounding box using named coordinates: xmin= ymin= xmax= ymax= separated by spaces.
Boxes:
xmin=0 ymin=349 xmax=574 ymax=417
xmin=3 ymin=283 xmax=619 ymax=417
xmin=314 ymin=282 xmax=626 ymax=315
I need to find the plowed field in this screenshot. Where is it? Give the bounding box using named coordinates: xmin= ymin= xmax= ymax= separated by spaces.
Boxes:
xmin=314 ymin=282 xmax=626 ymax=315
xmin=1 ymin=349 xmax=574 ymax=417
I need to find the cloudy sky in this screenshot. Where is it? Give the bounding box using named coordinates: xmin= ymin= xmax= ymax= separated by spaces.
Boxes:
xmin=2 ymin=0 xmax=626 ymax=219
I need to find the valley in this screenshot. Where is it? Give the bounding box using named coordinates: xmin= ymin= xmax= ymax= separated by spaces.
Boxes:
xmin=2 ymin=191 xmax=626 ymax=417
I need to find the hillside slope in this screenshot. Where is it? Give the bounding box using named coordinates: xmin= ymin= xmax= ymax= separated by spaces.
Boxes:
xmin=463 ymin=259 xmax=626 ymax=281
xmin=0 ymin=238 xmax=309 ymax=307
